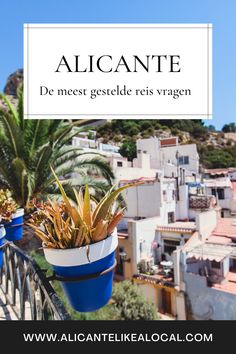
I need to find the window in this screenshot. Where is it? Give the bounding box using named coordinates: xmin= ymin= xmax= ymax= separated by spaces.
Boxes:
xmin=168 ymin=212 xmax=175 ymax=223
xmin=117 ymin=161 xmax=123 ymax=167
xmin=178 ymin=156 xmax=189 ymax=165
xmin=163 ymin=190 xmax=167 ymax=201
xmin=211 ymin=188 xmax=225 ymax=200
xmin=211 ymin=260 xmax=221 ymax=269
xmin=163 ymin=239 xmax=180 ymax=255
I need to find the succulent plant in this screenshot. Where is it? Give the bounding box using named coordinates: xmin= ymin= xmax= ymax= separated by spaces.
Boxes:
xmin=0 ymin=189 xmax=18 ymax=222
xmin=28 ymin=168 xmax=139 ymax=249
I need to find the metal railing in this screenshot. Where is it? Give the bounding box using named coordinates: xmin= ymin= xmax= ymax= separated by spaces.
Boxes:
xmin=0 ymin=242 xmax=71 ymax=320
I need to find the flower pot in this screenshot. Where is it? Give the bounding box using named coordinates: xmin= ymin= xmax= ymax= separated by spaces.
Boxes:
xmin=0 ymin=225 xmax=6 ymax=268
xmin=44 ymin=230 xmax=118 ymax=312
xmin=4 ymin=208 xmax=24 ymax=241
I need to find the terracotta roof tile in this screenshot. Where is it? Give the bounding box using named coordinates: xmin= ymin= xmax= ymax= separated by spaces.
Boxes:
xmin=212 ymin=218 xmax=236 ymax=239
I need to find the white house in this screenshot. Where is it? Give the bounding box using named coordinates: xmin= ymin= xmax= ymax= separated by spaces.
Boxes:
xmin=136 ymin=136 xmax=199 ymax=176
xmin=179 ymin=213 xmax=236 ymax=320
xmin=177 ymin=182 xmax=217 ymax=221
xmin=121 ymin=176 xmax=176 ymax=223
xmin=204 ymin=177 xmax=234 ymax=217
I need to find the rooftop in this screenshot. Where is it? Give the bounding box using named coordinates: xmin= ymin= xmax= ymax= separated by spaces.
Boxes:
xmin=212 ymin=272 xmax=236 ymax=295
xmin=203 ymin=178 xmax=232 ymax=188
xmin=185 ymin=242 xmax=236 ymax=262
xmin=119 ymin=176 xmax=156 ymax=184
xmin=204 ymin=167 xmax=236 ymax=175
xmin=206 ymin=235 xmax=232 ymax=245
xmin=133 ymin=268 xmax=175 ymax=288
xmin=212 ymin=218 xmax=236 ymax=239
xmin=156 ymin=221 xmax=196 ymax=234
xmin=203 ymin=168 xmax=229 ymax=175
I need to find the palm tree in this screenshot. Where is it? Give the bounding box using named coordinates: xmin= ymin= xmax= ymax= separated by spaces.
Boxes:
xmin=0 ymin=89 xmax=114 ymax=208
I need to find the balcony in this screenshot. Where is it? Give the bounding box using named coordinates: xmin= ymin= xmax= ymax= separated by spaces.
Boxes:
xmin=0 ymin=242 xmax=70 ymax=320
xmin=133 ymin=262 xmax=175 ymax=288
xmin=189 ymin=195 xmax=215 ymax=210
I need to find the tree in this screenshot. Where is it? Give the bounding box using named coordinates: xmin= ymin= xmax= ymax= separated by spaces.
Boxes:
xmin=0 ymin=89 xmax=114 ymax=207
xmin=222 ymin=122 xmax=236 ymax=133
xmin=119 ymin=139 xmax=137 ymax=161
xmin=208 ymin=124 xmax=216 ymax=132
xmin=111 ymin=280 xmax=158 ymax=320
xmin=202 ymin=149 xmax=235 ymax=168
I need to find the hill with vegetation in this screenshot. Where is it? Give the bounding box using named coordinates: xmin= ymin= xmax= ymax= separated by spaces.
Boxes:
xmin=95 ymin=119 xmax=236 ymax=169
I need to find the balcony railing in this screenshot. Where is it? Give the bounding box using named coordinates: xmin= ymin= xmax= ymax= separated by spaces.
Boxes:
xmin=189 ymin=195 xmax=215 ymax=209
xmin=0 ymin=242 xmax=71 ymax=320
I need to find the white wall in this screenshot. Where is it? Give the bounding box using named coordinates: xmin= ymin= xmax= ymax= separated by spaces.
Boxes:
xmin=136 ymin=137 xmax=161 ymax=169
xmin=231 ymin=199 xmax=236 ymax=214
xmin=160 ymin=144 xmax=199 ymax=173
xmin=124 ymin=179 xmax=176 ymax=221
xmin=195 ymin=210 xmax=217 ymax=240
xmin=177 ymin=185 xmax=189 ymax=220
xmin=124 ymin=182 xmax=161 ymax=218
xmin=156 ymin=230 xmax=191 ymax=262
xmin=72 ymin=136 xmax=97 ymax=149
xmin=229 ymin=171 xmax=236 ymax=181
xmin=164 ymin=163 xmax=177 ymax=178
xmin=159 ymin=179 xmax=176 ymax=224
xmin=115 ymin=166 xmax=159 ymax=183
xmin=205 ymin=186 xmax=233 ymax=211
xmin=137 ymin=138 xmax=199 ymax=174
xmin=128 ymin=217 xmax=161 ymax=271
xmin=108 ymin=156 xmax=129 ymax=170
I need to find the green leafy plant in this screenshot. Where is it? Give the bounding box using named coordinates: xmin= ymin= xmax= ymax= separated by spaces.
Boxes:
xmin=28 ymin=168 xmax=140 ymax=249
xmin=111 ymin=280 xmax=158 ymax=320
xmin=0 ymin=88 xmax=114 ymax=208
xmin=0 ymin=189 xmax=18 ymax=222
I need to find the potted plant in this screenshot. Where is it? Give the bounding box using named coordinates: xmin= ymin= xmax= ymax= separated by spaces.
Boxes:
xmin=28 ymin=169 xmax=138 ymax=312
xmin=0 ymin=189 xmax=24 ymax=241
xmin=0 ymin=224 xmax=6 ymax=267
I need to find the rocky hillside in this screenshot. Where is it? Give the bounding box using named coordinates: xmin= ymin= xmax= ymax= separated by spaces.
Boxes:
xmin=95 ymin=120 xmax=236 ymax=169
xmin=4 ymin=69 xmax=23 ymax=96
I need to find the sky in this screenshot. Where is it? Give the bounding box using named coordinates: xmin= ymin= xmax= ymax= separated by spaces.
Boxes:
xmin=0 ymin=0 xmax=235 ymax=129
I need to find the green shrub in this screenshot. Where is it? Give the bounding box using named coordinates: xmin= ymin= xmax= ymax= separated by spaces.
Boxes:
xmin=119 ymin=139 xmax=137 ymax=161
xmin=112 ymin=280 xmax=158 ymax=320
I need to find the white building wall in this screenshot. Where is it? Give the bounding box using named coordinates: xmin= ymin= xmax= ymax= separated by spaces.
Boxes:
xmin=115 ymin=166 xmax=159 ymax=183
xmin=108 ymin=156 xmax=129 ymax=170
xmin=177 ymin=185 xmax=189 ymax=220
xmin=231 ymin=199 xmax=236 ymax=214
xmin=205 ymin=186 xmax=233 ymax=211
xmin=72 ymin=136 xmax=97 ymax=149
xmin=124 ymin=179 xmax=176 ymax=221
xmin=156 ymin=230 xmax=191 ymax=263
xmin=137 ymin=138 xmax=199 ymax=174
xmin=160 ymin=144 xmax=199 ymax=173
xmin=136 ymin=138 xmax=161 ymax=169
xmin=124 ymin=183 xmax=161 ymax=218
xmin=229 ymin=171 xmax=236 ymax=181
xmin=159 ymin=179 xmax=176 ymax=220
xmin=128 ymin=217 xmax=161 ymax=268
xmin=195 ymin=210 xmax=217 ymax=240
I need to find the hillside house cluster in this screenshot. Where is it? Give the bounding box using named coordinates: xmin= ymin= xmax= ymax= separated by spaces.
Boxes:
xmin=73 ymin=132 xmax=236 ymax=319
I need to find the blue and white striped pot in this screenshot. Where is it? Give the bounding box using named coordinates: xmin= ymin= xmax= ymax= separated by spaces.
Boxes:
xmin=4 ymin=208 xmax=24 ymax=241
xmin=44 ymin=229 xmax=118 ymax=312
